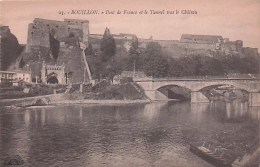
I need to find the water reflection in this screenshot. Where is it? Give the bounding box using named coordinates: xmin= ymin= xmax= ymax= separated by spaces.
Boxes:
xmin=143 ymin=102 xmax=167 ymax=121
xmin=24 ymin=110 xmax=30 ymax=127
xmin=41 ymin=109 xmax=45 ymax=126
xmin=0 ymin=100 xmax=259 ymax=167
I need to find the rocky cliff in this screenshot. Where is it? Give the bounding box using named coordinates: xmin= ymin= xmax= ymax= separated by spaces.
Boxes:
xmin=0 ymin=26 xmax=22 ymax=70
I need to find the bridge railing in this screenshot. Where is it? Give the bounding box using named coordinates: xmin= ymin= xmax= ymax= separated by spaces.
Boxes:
xmin=151 ymin=74 xmax=260 ymax=80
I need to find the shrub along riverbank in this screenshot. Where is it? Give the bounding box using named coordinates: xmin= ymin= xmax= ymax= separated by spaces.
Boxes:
xmin=0 ymin=81 xmax=149 ymax=107
xmin=63 ymin=82 xmax=147 ymax=101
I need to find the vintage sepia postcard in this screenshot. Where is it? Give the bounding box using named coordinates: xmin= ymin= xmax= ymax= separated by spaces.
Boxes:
xmin=0 ymin=0 xmax=260 ymax=166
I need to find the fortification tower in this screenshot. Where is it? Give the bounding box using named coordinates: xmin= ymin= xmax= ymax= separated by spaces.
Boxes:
xmin=64 ymin=19 xmax=89 ymax=45
xmin=26 ymin=18 xmax=90 ymax=52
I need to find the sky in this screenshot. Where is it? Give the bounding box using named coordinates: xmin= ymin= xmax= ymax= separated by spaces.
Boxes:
xmin=0 ymin=0 xmax=260 ymax=49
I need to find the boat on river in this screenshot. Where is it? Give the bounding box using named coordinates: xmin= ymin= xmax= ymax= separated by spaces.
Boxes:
xmin=190 ymin=142 xmax=233 ymax=167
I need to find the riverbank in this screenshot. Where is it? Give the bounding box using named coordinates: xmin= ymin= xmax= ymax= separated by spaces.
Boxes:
xmin=52 ymin=99 xmax=151 ymax=105
xmin=0 ymin=82 xmax=151 ymax=107
xmin=0 ymin=93 xmax=151 ymax=108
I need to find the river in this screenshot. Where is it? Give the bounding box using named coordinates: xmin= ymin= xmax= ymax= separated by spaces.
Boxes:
xmin=0 ymin=100 xmax=259 ymax=167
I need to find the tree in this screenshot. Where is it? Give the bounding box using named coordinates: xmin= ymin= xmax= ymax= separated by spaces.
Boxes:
xmin=143 ymin=42 xmax=168 ymax=77
xmin=19 ymin=58 xmax=26 ymax=68
xmin=49 ymin=32 xmax=60 ymax=63
xmin=85 ymin=43 xmax=94 ymax=56
xmin=145 ymin=42 xmax=162 ymax=57
xmin=129 ymin=35 xmax=139 ymax=56
xmin=100 ymin=27 xmax=116 ymax=62
xmin=143 ymin=55 xmax=168 ymax=77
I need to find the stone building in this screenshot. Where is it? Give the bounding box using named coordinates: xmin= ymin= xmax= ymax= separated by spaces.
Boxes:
xmin=0 ymin=70 xmax=31 ymax=84
xmin=24 ymin=18 xmax=91 ymax=84
xmin=26 ymin=18 xmax=89 ymax=52
xmin=180 ymin=34 xmax=223 ymax=50
xmin=14 ymin=70 xmax=32 ymax=83
xmin=41 ymin=62 xmax=66 ymax=84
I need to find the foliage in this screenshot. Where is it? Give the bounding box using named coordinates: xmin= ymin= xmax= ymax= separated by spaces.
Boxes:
xmin=122 ymin=42 xmax=259 ymax=78
xmin=129 ymin=36 xmax=139 ymax=56
xmin=89 ymin=37 xmax=259 ymax=80
xmin=166 ymin=54 xmax=259 ymax=77
xmin=1 ymin=31 xmax=22 ymax=70
xmin=142 ymin=42 xmax=168 ymax=77
xmin=49 ymin=32 xmax=60 ymax=62
xmin=19 ymin=58 xmax=26 ymax=68
xmin=100 ymin=28 xmax=116 ymax=62
xmin=85 ymin=43 xmax=94 ymax=56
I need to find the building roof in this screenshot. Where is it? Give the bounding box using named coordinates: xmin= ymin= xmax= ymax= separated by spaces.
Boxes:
xmin=121 ymin=71 xmax=147 ymax=77
xmin=14 ymin=70 xmax=31 ymax=74
xmin=181 ymin=34 xmax=223 ymax=43
xmin=34 ymin=18 xmax=63 ymax=24
xmin=119 ymin=33 xmax=136 ymax=37
xmin=0 ymin=71 xmax=16 ymax=74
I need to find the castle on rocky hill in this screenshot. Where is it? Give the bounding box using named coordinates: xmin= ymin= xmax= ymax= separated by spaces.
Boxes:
xmin=90 ymin=31 xmax=258 ymax=57
xmin=24 ymin=18 xmax=91 ymax=84
xmin=20 ymin=18 xmax=259 ymax=83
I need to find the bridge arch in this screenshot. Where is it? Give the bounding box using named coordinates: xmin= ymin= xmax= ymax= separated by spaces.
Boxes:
xmin=155 ymin=82 xmax=251 ymax=101
xmin=152 ymin=81 xmax=254 ymax=92
xmin=135 ymin=79 xmax=260 ymax=106
xmin=196 ymin=82 xmax=252 ymax=92
xmin=156 ymin=84 xmax=191 ymax=100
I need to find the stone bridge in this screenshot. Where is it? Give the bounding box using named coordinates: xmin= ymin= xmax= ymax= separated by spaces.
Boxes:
xmin=135 ymin=78 xmax=260 ymax=106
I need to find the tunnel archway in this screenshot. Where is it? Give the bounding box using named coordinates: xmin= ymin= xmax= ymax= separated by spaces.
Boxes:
xmin=157 ymin=85 xmax=191 ymax=100
xmin=47 ymin=76 xmax=59 ymax=84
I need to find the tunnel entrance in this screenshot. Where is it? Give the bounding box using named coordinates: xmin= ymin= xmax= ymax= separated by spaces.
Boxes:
xmin=47 ymin=76 xmax=58 ymax=84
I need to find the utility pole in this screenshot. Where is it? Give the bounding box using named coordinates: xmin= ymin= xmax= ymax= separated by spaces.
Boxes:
xmin=133 ymin=59 xmax=136 ymax=78
xmin=83 ymin=67 xmax=86 ymax=83
xmin=66 ymin=69 xmax=68 ymax=84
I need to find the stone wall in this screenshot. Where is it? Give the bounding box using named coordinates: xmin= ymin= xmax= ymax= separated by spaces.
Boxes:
xmin=243 ymin=47 xmax=259 ymax=57
xmin=90 ymin=32 xmax=258 ymax=58
xmin=26 ymin=18 xmax=89 ymax=52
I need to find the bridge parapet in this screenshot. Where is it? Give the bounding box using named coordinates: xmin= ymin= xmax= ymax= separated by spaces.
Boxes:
xmin=136 ymin=79 xmax=260 ymax=92
xmin=135 ymin=78 xmax=260 ymax=106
